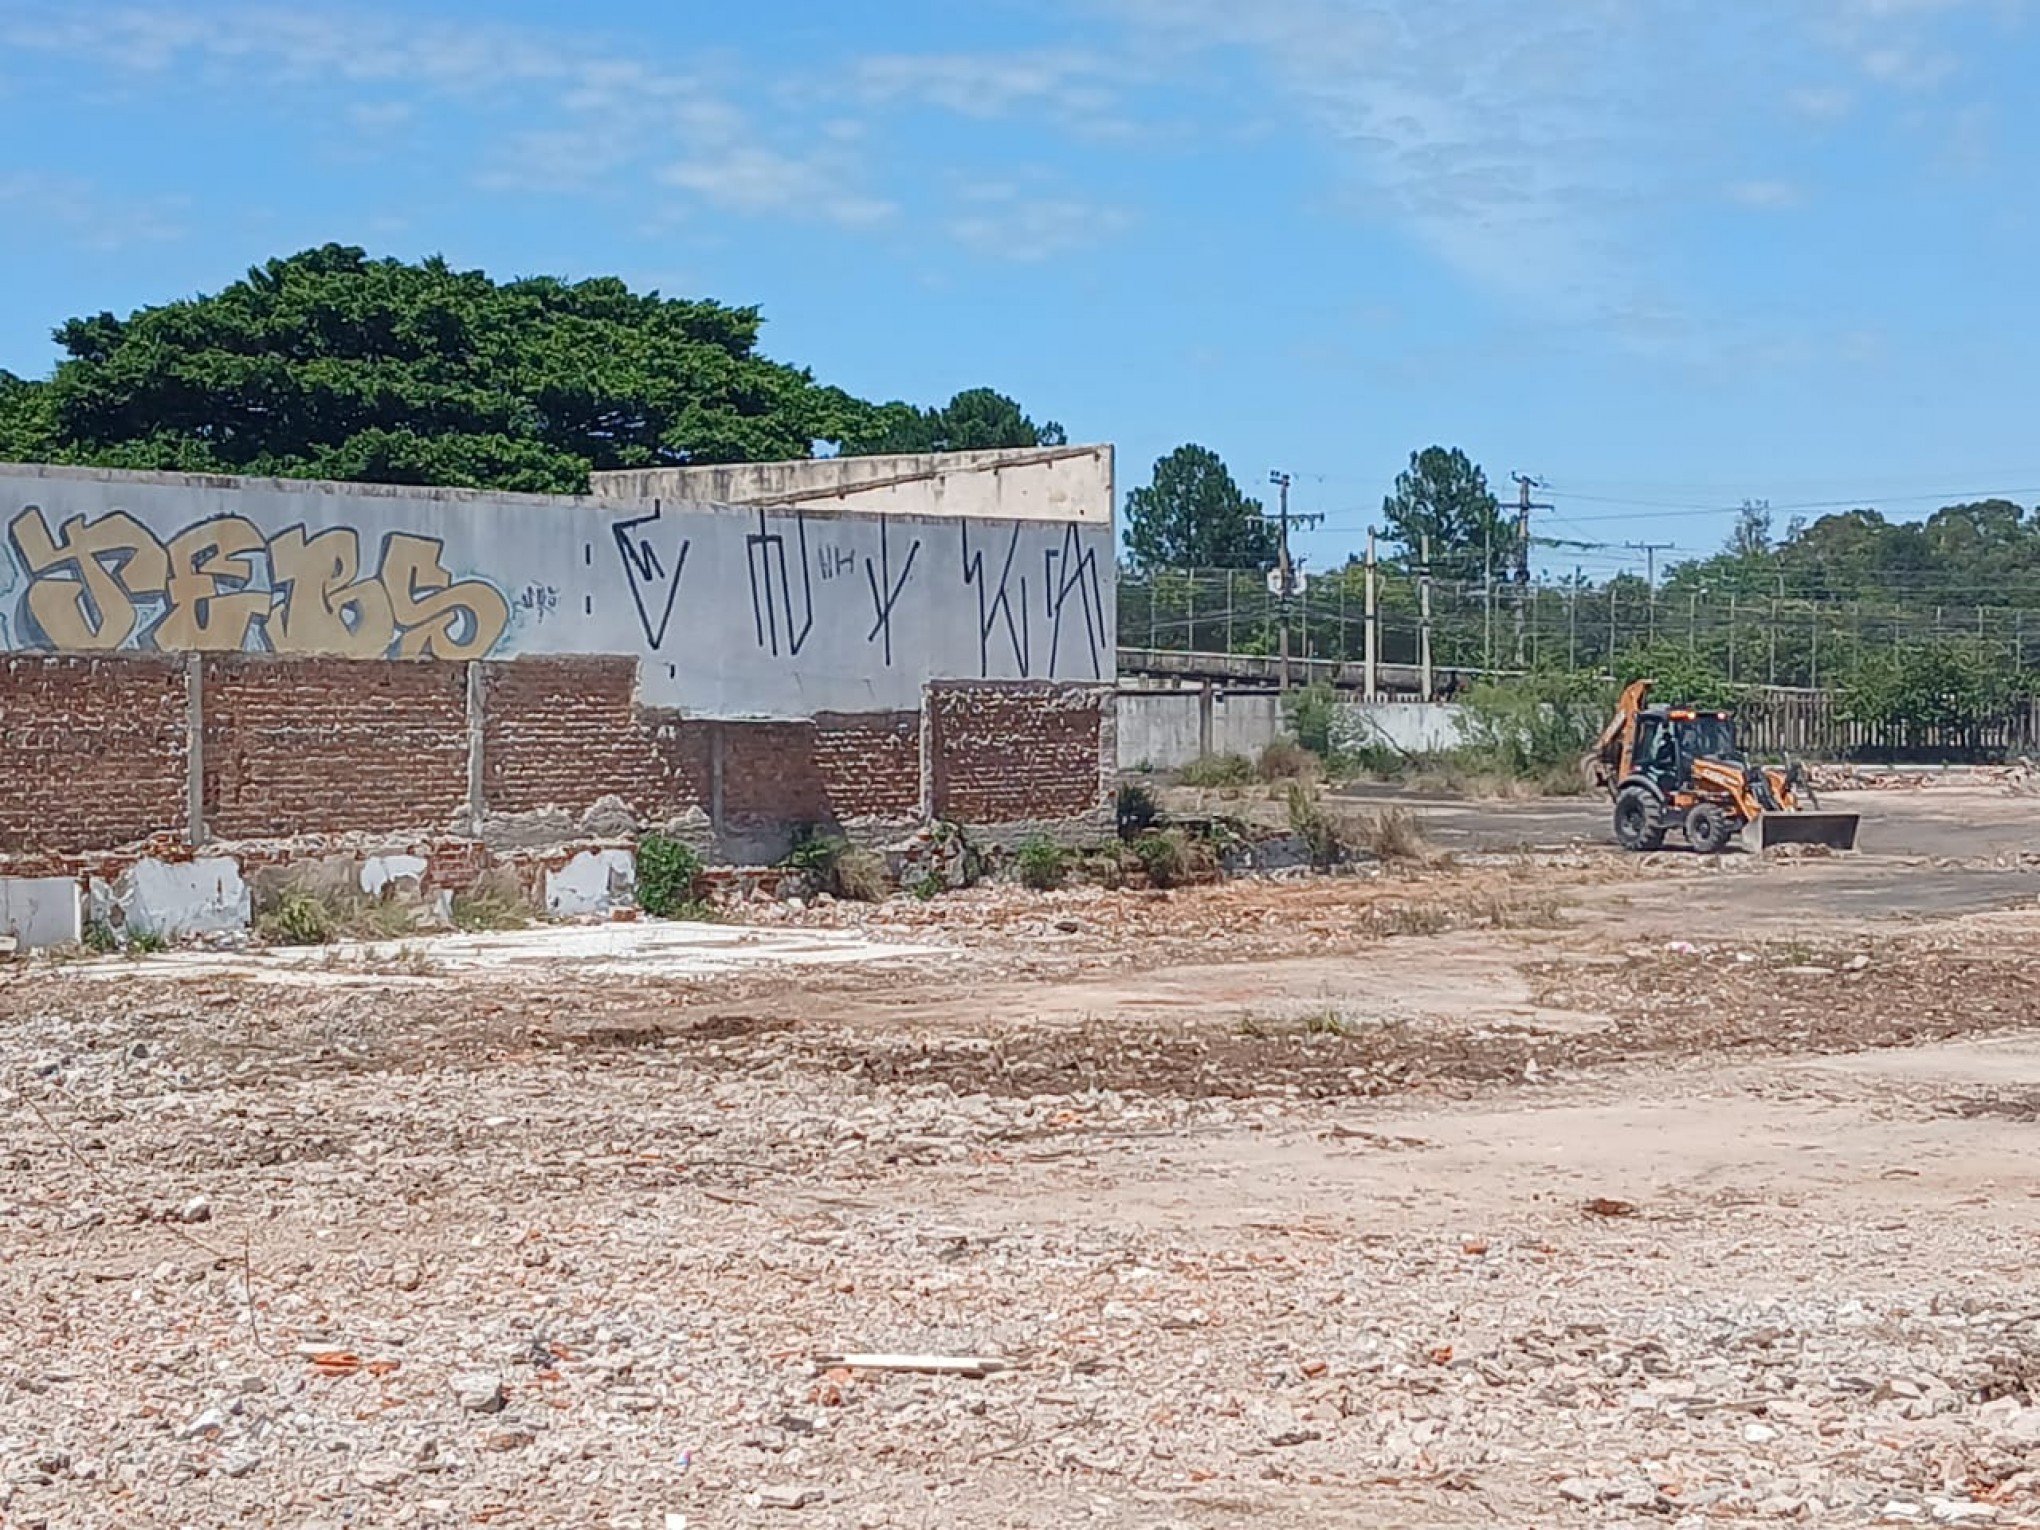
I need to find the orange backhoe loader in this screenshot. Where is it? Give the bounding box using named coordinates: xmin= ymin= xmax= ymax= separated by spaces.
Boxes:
xmin=1584 ymin=680 xmax=1860 ymax=853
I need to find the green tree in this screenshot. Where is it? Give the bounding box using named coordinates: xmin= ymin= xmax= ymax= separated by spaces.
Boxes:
xmin=1122 ymin=444 xmax=1276 ymax=572
xmin=1381 ymin=446 xmax=1507 ymax=580
xmin=841 ymin=387 xmax=1064 ymax=456
xmin=1 ymin=246 xmax=1059 ymax=492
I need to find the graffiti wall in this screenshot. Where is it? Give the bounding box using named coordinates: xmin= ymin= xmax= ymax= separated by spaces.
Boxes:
xmin=0 ymin=465 xmax=1116 ymax=717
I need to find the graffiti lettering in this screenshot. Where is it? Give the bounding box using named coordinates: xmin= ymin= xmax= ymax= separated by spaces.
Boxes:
xmin=4 ymin=507 xmax=508 ymax=658
xmin=746 ymin=509 xmax=814 ymax=658
xmin=9 ymin=506 xmax=169 ymax=649
xmin=1044 ymin=521 xmax=1105 ymax=679
xmin=961 ymin=522 xmax=1029 ymax=678
xmin=863 ymin=521 xmax=921 ymax=667
xmin=611 ymin=503 xmax=689 ymax=650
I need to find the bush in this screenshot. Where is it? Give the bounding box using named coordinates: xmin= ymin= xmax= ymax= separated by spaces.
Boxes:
xmin=1115 ymin=781 xmax=1160 ymax=840
xmin=1283 ymin=682 xmax=1340 ymax=757
xmin=1286 ymin=781 xmax=1343 ymax=869
xmin=258 ymin=890 xmax=333 ymax=946
xmin=1133 ymin=829 xmax=1214 ymax=888
xmin=1015 ymin=834 xmax=1068 ymax=891
xmin=1178 ymin=752 xmax=1255 ymax=788
xmin=1351 ymin=805 xmax=1429 ymax=862
xmin=637 ymin=833 xmax=706 ymax=918
xmin=1257 ymin=739 xmax=1319 ymax=781
xmin=1454 ymin=672 xmax=1612 ymax=789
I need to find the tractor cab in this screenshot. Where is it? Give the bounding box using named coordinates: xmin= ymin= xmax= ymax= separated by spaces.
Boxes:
xmin=1629 ymin=706 xmax=1742 ymax=795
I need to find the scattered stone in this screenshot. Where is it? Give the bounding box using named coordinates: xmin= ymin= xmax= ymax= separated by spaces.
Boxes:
xmin=757 ymin=1487 xmax=823 ymax=1510
xmin=178 ymin=1196 xmax=212 ymax=1225
xmin=450 ymin=1371 xmax=506 ymax=1413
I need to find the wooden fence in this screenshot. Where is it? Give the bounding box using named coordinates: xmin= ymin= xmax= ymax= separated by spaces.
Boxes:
xmin=1737 ymin=689 xmax=2040 ymax=762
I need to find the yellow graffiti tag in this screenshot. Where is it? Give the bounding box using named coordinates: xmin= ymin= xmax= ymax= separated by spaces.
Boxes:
xmin=4 ymin=507 xmax=510 ymax=658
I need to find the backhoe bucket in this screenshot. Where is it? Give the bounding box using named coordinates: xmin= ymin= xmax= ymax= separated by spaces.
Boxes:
xmin=1758 ymin=811 xmax=1860 ymax=853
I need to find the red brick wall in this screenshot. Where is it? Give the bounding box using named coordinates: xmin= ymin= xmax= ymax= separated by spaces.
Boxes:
xmin=202 ymin=656 xmax=467 ymax=838
xmin=0 ymin=655 xmax=188 ymax=854
xmin=481 ymin=656 xmax=711 ymax=821
xmin=928 ymin=683 xmax=1107 ymax=824
xmin=815 ymin=711 xmax=921 ymax=820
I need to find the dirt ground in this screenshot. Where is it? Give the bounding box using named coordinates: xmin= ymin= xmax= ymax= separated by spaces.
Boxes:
xmin=7 ymin=787 xmax=2040 ymax=1528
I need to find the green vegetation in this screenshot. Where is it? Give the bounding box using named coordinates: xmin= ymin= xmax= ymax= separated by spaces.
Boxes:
xmin=1177 ymin=752 xmax=1256 ymax=788
xmin=1285 ymin=782 xmax=1343 ymax=869
xmin=1122 ymin=444 xmax=1277 ymax=573
xmin=0 ymin=246 xmax=1061 ymax=489
xmin=257 ymin=890 xmax=334 ymax=946
xmin=1015 ymin=834 xmax=1068 ymax=891
xmin=1115 ymin=780 xmax=1161 ymax=840
xmin=450 ymin=888 xmax=534 ymax=931
xmin=636 ymin=833 xmax=708 ymax=919
xmin=784 ymin=830 xmax=889 ymax=902
xmin=1133 ymin=827 xmax=1214 ymax=888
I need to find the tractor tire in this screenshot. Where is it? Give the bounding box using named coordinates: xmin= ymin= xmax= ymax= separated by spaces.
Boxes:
xmin=1685 ymin=801 xmax=1737 ymax=855
xmin=1613 ymin=787 xmax=1665 ymax=851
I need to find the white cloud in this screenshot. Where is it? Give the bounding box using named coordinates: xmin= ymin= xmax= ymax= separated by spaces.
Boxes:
xmin=660 ymin=149 xmax=897 ymax=229
xmin=1728 ymin=179 xmax=1804 ymax=210
xmin=946 ymin=185 xmax=1131 ymax=261
xmin=0 ymin=172 xmax=187 ymax=251
xmin=849 ymin=49 xmax=1127 ymax=133
xmin=1788 ymin=84 xmax=1857 ymax=120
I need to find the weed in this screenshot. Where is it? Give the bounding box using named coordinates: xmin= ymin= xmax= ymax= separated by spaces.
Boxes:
xmin=1178 ymin=752 xmax=1256 ymax=788
xmin=386 ymin=943 xmax=440 ymax=977
xmin=1286 ymin=781 xmax=1344 ymax=869
xmin=909 ymin=872 xmax=946 ymax=901
xmin=450 ymin=889 xmax=533 ymax=931
xmin=1115 ymin=781 xmax=1161 ymax=840
xmin=1351 ymin=806 xmax=1430 ymax=863
xmin=1257 ymin=739 xmax=1320 ymax=781
xmin=258 ymin=890 xmax=333 ymax=946
xmin=1015 ymin=834 xmax=1068 ymax=891
xmin=1303 ymin=1009 xmax=1355 ymax=1038
xmin=123 ymin=929 xmax=168 ymax=957
xmin=1373 ymin=901 xmax=1452 ymax=937
xmin=1236 ymin=1014 xmax=1271 ymax=1039
xmin=637 ymin=833 xmax=706 ymax=919
xmin=1133 ymin=829 xmax=1212 ymax=888
xmin=1481 ymin=893 xmax=1563 ymax=930
xmin=81 ymin=920 xmax=119 ymax=955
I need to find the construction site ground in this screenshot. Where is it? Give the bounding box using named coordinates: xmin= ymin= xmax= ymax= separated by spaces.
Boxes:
xmin=7 ymin=785 xmax=2040 ymax=1529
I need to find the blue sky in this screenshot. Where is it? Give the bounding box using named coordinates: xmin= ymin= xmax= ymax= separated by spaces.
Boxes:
xmin=2 ymin=0 xmax=2037 ymax=578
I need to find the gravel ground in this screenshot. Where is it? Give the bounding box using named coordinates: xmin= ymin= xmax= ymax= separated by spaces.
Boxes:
xmin=6 ymin=835 xmax=2040 ymax=1528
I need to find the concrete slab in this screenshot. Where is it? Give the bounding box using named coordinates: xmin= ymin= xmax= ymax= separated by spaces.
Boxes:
xmin=0 ymin=876 xmax=83 ymax=948
xmin=546 ymin=849 xmax=634 ymax=917
xmin=61 ymin=918 xmax=949 ymax=985
xmin=97 ymin=857 xmax=251 ymax=938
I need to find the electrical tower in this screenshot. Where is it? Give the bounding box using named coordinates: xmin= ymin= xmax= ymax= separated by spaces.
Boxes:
xmin=1509 ymin=473 xmax=1552 ymax=668
xmin=1264 ymin=471 xmax=1324 ymax=690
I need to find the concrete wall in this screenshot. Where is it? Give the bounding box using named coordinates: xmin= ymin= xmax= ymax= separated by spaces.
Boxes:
xmin=0 ymin=462 xmax=1115 ymax=718
xmin=591 ymin=445 xmax=1113 ymax=526
xmin=1332 ymin=702 xmax=1467 ymax=756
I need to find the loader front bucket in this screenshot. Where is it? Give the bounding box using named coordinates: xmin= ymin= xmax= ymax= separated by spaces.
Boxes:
xmin=1758 ymin=811 xmax=1860 ymax=853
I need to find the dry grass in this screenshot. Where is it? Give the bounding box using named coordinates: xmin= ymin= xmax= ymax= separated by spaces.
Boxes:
xmin=1256 ymin=740 xmax=1321 ymax=781
xmin=1347 ymin=805 xmax=1431 ymax=863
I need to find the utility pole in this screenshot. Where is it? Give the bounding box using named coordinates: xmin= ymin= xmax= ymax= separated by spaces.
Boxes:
xmin=1419 ymin=533 xmax=1434 ymax=700
xmin=1628 ymin=540 xmax=1674 ymax=645
xmin=1363 ymin=530 xmax=1379 ymax=701
xmin=1509 ymin=473 xmax=1552 ymax=669
xmin=1264 ymin=471 xmax=1324 ymax=691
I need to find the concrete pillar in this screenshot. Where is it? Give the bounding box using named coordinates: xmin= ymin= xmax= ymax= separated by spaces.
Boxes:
xmin=185 ymin=656 xmax=206 ymax=846
xmin=465 ymin=661 xmax=487 ymax=832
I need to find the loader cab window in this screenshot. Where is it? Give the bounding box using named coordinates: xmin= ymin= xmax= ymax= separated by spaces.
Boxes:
xmin=1678 ymin=715 xmax=1739 ymax=765
xmin=1632 ymin=715 xmax=1676 ymax=784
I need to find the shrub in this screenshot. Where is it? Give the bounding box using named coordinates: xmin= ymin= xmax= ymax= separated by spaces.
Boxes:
xmin=1257 ymin=739 xmax=1319 ymax=781
xmin=451 ymin=889 xmax=534 ymax=931
xmin=1178 ymin=752 xmax=1255 ymax=788
xmin=81 ymin=920 xmax=119 ymax=955
xmin=1132 ymin=829 xmax=1216 ymax=888
xmin=258 ymin=890 xmax=333 ymax=946
xmin=1015 ymin=834 xmax=1068 ymax=891
xmin=637 ymin=833 xmax=706 ymax=918
xmin=909 ymin=872 xmax=946 ymax=901
xmin=1455 ymin=673 xmax=1612 ymax=787
xmin=1286 ymin=781 xmax=1343 ymax=869
xmin=1115 ymin=781 xmax=1160 ymax=840
xmin=1351 ymin=806 xmax=1429 ymax=863
xmin=1283 ymin=682 xmax=1340 ymax=758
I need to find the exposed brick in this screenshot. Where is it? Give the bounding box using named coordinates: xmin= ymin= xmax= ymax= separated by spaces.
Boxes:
xmin=0 ymin=655 xmax=188 ymax=854
xmin=480 ymin=656 xmax=710 ymax=820
xmin=202 ymin=656 xmax=467 ymax=838
xmin=814 ymin=711 xmax=921 ymax=820
xmin=928 ymin=683 xmax=1108 ymax=824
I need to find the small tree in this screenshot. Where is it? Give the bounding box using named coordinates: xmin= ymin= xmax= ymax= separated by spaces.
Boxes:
xmin=1123 ymin=444 xmax=1277 ymax=572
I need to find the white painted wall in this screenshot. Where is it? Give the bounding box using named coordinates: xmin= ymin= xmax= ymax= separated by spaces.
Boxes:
xmin=591 ymin=446 xmax=1113 ymax=526
xmin=0 ymin=875 xmax=83 ymax=947
xmin=0 ymin=463 xmax=1115 ymax=720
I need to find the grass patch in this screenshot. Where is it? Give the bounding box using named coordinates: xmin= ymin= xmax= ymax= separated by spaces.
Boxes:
xmin=1132 ymin=828 xmax=1215 ymax=888
xmin=1286 ymin=781 xmax=1344 ymax=869
xmin=1015 ymin=834 xmax=1068 ymax=891
xmin=785 ymin=831 xmax=890 ymax=902
xmin=1178 ymin=752 xmax=1256 ymax=789
xmin=1257 ymin=739 xmax=1320 ymax=781
xmin=257 ymin=889 xmax=334 ymax=946
xmin=450 ymin=888 xmax=533 ymax=931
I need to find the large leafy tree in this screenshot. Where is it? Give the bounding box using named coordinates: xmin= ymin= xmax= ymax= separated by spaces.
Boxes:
xmin=0 ymin=246 xmax=1059 ymax=493
xmin=1122 ymin=444 xmax=1276 ymax=571
xmin=843 ymin=387 xmax=1064 ymax=455
xmin=1381 ymin=446 xmax=1508 ymax=579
